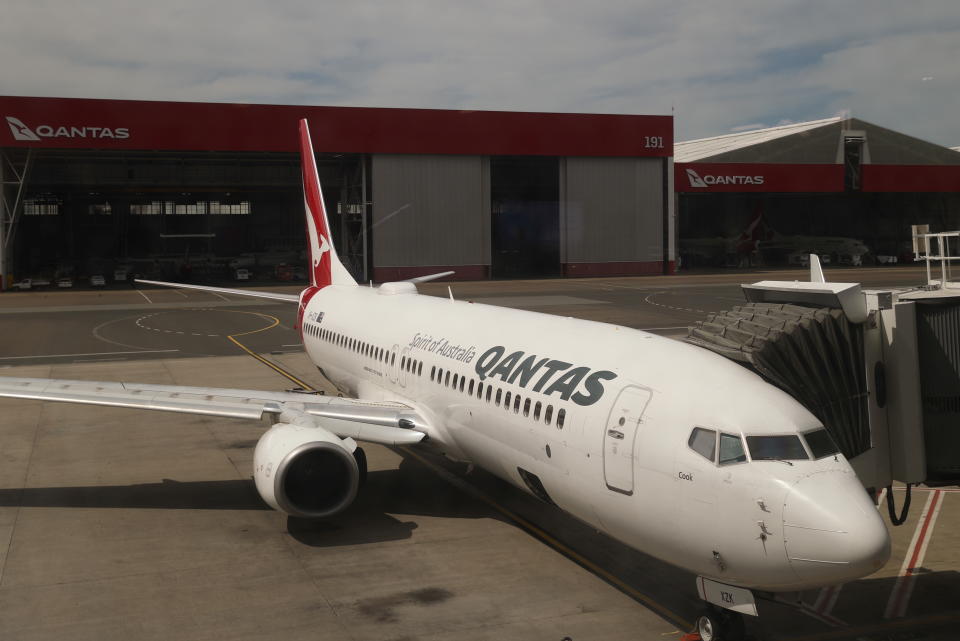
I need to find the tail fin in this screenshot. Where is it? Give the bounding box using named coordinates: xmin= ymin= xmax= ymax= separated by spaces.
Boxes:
xmin=299 ymin=119 xmax=357 ymax=288
xmin=809 ymin=254 xmax=826 ymax=283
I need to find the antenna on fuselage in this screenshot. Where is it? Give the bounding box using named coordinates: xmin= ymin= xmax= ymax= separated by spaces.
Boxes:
xmin=448 ymin=286 xmax=455 ymax=302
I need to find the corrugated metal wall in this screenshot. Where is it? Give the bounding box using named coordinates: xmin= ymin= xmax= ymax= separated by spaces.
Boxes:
xmin=372 ymin=155 xmax=489 ymax=268
xmin=562 ymin=157 xmax=663 ymax=263
xmin=916 ymin=301 xmax=960 ymax=483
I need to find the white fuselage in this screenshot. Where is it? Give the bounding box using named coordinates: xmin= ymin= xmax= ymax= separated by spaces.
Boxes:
xmin=298 ymin=283 xmax=890 ymax=592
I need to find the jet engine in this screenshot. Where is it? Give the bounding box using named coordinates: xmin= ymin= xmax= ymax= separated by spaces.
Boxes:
xmin=253 ymin=420 xmax=362 ymax=518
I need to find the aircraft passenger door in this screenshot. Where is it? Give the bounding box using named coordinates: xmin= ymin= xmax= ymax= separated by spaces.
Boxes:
xmin=603 ymin=386 xmax=653 ymax=495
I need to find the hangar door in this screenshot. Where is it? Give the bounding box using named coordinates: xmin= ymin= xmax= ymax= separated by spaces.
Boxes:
xmin=490 ymin=156 xmax=561 ymax=279
xmin=564 ymin=157 xmax=664 ymax=268
xmin=371 ymin=155 xmax=489 ymax=279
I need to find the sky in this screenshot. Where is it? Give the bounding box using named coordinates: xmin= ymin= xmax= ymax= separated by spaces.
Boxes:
xmin=2 ymin=1 xmax=958 ymax=146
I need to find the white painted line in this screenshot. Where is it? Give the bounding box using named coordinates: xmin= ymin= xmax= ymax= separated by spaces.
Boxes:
xmin=883 ymin=489 xmax=944 ymax=619
xmin=812 ymin=583 xmax=843 ymax=619
xmin=282 ymin=344 xmax=303 ymax=347
xmin=173 ymin=289 xmax=188 ymax=298
xmin=639 ymin=326 xmax=690 ymax=331
xmin=135 ymin=288 xmax=154 ymax=304
xmin=0 ymin=349 xmax=179 ymax=361
xmin=210 ymin=291 xmax=231 ymax=302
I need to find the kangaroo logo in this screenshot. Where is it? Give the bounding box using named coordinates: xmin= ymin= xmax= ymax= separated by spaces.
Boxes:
xmin=686 ymin=168 xmax=708 ymax=188
xmin=6 ymin=117 xmax=40 ymax=141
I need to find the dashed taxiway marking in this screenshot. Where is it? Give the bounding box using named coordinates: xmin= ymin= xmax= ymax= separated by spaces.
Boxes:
xmin=643 ymin=292 xmax=705 ymax=314
xmin=135 ymin=310 xmax=223 ymax=337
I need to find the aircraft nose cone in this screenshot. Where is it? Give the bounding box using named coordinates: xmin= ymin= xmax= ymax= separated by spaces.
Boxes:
xmin=782 ymin=471 xmax=891 ymax=585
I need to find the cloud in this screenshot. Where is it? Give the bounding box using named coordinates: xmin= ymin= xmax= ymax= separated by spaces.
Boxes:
xmin=1 ymin=0 xmax=958 ymax=146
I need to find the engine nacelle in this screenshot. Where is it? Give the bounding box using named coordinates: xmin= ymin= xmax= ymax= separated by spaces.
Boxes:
xmin=253 ymin=421 xmax=360 ymax=518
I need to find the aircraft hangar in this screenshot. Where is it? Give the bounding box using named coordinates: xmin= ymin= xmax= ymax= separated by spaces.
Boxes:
xmin=0 ymin=96 xmax=674 ymax=289
xmin=675 ymin=117 xmax=960 ymax=269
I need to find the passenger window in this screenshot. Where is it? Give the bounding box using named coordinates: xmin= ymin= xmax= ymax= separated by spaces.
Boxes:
xmin=504 ymin=391 xmax=512 ymax=409
xmin=476 ymin=382 xmax=483 ymax=398
xmin=545 ymin=405 xmax=553 ymax=425
xmin=486 ymin=387 xmax=492 ymax=402
xmin=534 ymin=401 xmax=542 ymax=420
xmin=469 ymin=380 xmax=475 ymax=395
xmin=495 ymin=389 xmax=502 ymax=406
xmin=688 ymin=427 xmax=717 ymax=462
xmin=453 ymin=374 xmax=459 ymax=388
xmin=459 ymin=377 xmax=465 ymax=392
xmin=418 ymin=362 xmax=423 ymax=376
xmin=445 ymin=371 xmax=451 ymax=387
xmin=557 ymin=408 xmax=566 ymax=429
xmin=430 ymin=366 xmax=436 ymax=381
xmin=718 ymin=433 xmax=747 ymax=465
xmin=513 ymin=395 xmax=521 ymax=414
xmin=391 ymin=353 xmax=396 ymax=365
xmin=523 ymin=398 xmax=531 ymax=417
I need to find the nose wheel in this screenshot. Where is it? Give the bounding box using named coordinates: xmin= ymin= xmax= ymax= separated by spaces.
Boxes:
xmin=695 ymin=606 xmax=745 ymax=641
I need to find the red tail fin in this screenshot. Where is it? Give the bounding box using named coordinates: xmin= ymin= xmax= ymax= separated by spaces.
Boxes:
xmin=299 ymin=119 xmax=334 ymax=288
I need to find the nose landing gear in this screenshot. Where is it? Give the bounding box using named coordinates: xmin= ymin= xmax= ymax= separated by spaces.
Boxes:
xmin=695 ymin=605 xmax=745 ymax=641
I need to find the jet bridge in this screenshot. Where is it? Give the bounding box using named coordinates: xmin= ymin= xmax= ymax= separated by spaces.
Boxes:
xmin=686 ymin=228 xmax=960 ymax=520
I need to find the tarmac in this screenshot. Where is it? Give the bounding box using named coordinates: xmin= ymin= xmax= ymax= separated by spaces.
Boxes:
xmin=0 ymin=265 xmax=956 ymax=640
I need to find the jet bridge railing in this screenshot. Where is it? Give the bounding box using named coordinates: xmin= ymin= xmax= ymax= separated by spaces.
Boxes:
xmin=913 ymin=228 xmax=959 ymax=291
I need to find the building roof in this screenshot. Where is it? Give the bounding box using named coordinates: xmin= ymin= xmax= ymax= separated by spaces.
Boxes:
xmin=675 ymin=117 xmax=844 ymax=162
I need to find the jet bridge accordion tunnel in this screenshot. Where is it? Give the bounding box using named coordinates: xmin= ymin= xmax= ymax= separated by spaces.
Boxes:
xmin=684 ymin=279 xmax=960 ymax=525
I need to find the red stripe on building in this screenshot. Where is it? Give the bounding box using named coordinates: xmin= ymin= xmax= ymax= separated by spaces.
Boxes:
xmin=0 ymin=96 xmax=672 ymax=157
xmin=675 ymin=163 xmax=844 ymax=193
xmin=862 ymin=165 xmax=960 ymax=192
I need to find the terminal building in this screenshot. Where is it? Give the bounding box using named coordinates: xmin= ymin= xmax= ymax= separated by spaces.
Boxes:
xmin=675 ymin=117 xmax=960 ymax=269
xmin=0 ymin=96 xmax=674 ymax=288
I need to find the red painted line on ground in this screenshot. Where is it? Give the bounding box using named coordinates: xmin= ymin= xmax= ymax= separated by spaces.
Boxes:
xmin=885 ymin=489 xmax=944 ymax=619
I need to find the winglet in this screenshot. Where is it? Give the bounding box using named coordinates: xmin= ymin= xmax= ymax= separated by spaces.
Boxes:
xmin=809 ymin=254 xmax=826 ymax=283
xmin=299 ymin=119 xmax=356 ymax=288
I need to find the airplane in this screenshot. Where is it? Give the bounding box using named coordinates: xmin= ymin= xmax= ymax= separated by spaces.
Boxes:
xmin=681 ymin=209 xmax=871 ymax=269
xmin=0 ymin=119 xmax=891 ymax=641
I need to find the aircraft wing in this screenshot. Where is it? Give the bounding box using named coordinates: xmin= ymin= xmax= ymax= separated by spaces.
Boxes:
xmin=0 ymin=376 xmax=425 ymax=446
xmin=135 ymin=279 xmax=300 ymax=303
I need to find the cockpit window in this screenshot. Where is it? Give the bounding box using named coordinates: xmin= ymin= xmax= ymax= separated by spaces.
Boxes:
xmin=688 ymin=427 xmax=716 ymax=462
xmin=746 ymin=435 xmax=809 ymax=461
xmin=804 ymin=428 xmax=840 ymax=459
xmin=718 ymin=433 xmax=747 ymax=465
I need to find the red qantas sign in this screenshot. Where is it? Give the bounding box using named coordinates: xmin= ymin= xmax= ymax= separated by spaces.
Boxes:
xmin=676 ymin=163 xmax=844 ymax=193
xmin=862 ymin=165 xmax=960 ymax=192
xmin=0 ymin=96 xmax=672 ymax=157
